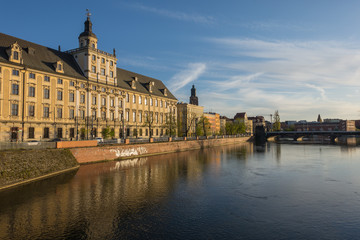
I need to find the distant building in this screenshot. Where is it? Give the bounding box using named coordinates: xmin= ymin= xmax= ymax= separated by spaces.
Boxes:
xmin=248 ymin=116 xmax=265 ymax=133
xmin=189 ymin=85 xmax=198 ymax=106
xmin=204 ymin=112 xmax=220 ymax=135
xmin=220 ymin=116 xmax=228 ymax=134
xmin=233 ymin=112 xmax=253 ymax=134
xmin=177 ymin=103 xmax=203 ymax=137
xmin=294 ymin=120 xmax=355 ymax=132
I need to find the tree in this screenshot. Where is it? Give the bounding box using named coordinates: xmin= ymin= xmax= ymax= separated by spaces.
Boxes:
xmin=196 ymin=116 xmax=211 ymax=136
xmin=101 ymin=126 xmax=112 ymax=139
xmin=143 ymin=111 xmax=154 ymax=139
xmin=163 ymin=112 xmax=177 ymax=137
xmin=273 ymin=110 xmax=281 ymax=131
xmin=225 ymin=119 xmax=246 ymax=135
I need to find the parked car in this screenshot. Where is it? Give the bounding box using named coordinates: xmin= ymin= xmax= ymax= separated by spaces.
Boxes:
xmin=49 ymin=138 xmax=62 ymax=142
xmin=95 ymin=137 xmax=104 ymax=143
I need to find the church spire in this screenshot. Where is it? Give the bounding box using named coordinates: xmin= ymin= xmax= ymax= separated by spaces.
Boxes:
xmin=78 ymin=9 xmax=98 ymax=48
xmin=189 ymin=85 xmax=199 ymax=105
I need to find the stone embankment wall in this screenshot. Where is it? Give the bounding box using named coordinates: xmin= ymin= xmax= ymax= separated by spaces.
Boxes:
xmin=71 ymin=137 xmax=251 ymax=164
xmin=0 ymin=149 xmax=79 ymax=190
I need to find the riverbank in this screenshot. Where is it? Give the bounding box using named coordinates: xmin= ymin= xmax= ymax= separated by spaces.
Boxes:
xmin=0 ymin=149 xmax=79 ymax=191
xmin=71 ymin=136 xmax=252 ymax=164
xmin=0 ymin=137 xmax=251 ymax=190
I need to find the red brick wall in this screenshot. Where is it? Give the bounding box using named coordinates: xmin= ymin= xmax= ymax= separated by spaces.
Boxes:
xmin=70 ymin=137 xmax=250 ymax=164
xmin=57 ymin=140 xmax=98 ymax=149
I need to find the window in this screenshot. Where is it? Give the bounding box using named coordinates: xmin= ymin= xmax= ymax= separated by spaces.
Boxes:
xmin=101 ymin=68 xmax=105 ymax=76
xmin=70 ymin=81 xmax=75 ymax=86
xmin=28 ymin=105 xmax=35 ymax=117
xmin=57 ymin=91 xmax=63 ymax=100
xmin=139 ymin=96 xmax=142 ymax=104
xmin=12 ymin=69 xmax=19 ymax=76
xmin=11 ymin=103 xmax=18 ymax=116
xmin=126 ymin=111 xmax=129 ymax=122
xmin=81 ymin=83 xmax=85 ymax=88
xmin=69 ymin=92 xmax=75 ymax=102
xmin=165 ymin=101 xmax=168 ymax=108
xmin=101 ymin=111 xmax=106 ymax=120
xmin=69 ymin=109 xmax=74 ymax=119
xmin=133 ymin=111 xmax=136 ymax=122
xmin=44 ymin=88 xmax=50 ymax=99
xmin=160 ymin=100 xmax=163 ymax=108
xmin=156 ymin=129 xmax=159 ymax=136
xmin=44 ymin=76 xmax=50 ymax=82
xmin=80 ymin=110 xmax=85 ymax=119
xmin=43 ymin=106 xmax=49 ymax=118
xmin=102 ymin=87 xmax=106 ymax=92
xmin=92 ymin=85 xmax=96 ymax=91
xmin=110 ymin=98 xmax=114 ymax=107
xmin=57 ymin=63 xmax=62 ymax=71
xmin=29 ymin=86 xmax=35 ymax=97
xmin=110 ymin=60 xmax=113 ymax=66
xmin=102 ymin=97 xmax=106 ymax=106
xmin=92 ymin=95 xmax=97 ymax=105
xmin=101 ymin=58 xmax=105 ymax=64
xmin=110 ymin=71 xmax=113 ymax=78
xmin=57 ymin=78 xmax=63 ymax=84
xmin=155 ymin=99 xmax=158 ymax=107
xmin=155 ymin=113 xmax=158 ymax=123
xmin=57 ymin=108 xmax=62 ymax=118
xmin=80 ymin=94 xmax=85 ymax=104
xmin=119 ymin=99 xmax=123 ymax=108
xmin=92 ymin=43 xmax=95 ymax=48
xmin=146 ymin=129 xmax=148 ymax=136
xmin=110 ymin=89 xmax=114 ymax=93
xmin=28 ymin=127 xmax=35 ymax=139
xmin=145 ymin=97 xmax=147 ymax=105
xmin=70 ymin=128 xmax=75 ymax=138
xmin=133 ymin=95 xmax=136 ymax=103
xmin=139 ymin=111 xmax=142 ymax=123
xmin=126 ymin=93 xmax=129 ymax=102
xmin=140 ymin=129 xmax=143 ymax=136
xmin=150 ymin=98 xmax=153 ymax=106
xmin=43 ymin=127 xmax=49 ymax=139
xmin=160 ymin=114 xmax=163 ymax=123
xmin=12 ymin=83 xmax=19 ymax=95
xmin=92 ymin=66 xmax=96 ymax=73
xmin=110 ymin=112 xmax=114 ymax=121
xmin=13 ymin=51 xmax=19 ymax=60
xmin=92 ymin=110 xmax=97 ymax=119
xmin=29 ymin=73 xmax=35 ymax=79
xmin=92 ymin=55 xmax=96 ymax=61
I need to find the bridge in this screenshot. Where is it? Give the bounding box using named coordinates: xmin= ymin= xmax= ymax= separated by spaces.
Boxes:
xmin=266 ymin=131 xmax=360 ymax=142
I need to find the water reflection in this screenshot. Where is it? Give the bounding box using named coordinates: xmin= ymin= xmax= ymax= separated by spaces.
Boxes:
xmin=1 ymin=142 xmax=360 ymax=239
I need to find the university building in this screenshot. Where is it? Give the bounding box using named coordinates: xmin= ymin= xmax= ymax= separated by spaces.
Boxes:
xmin=0 ymin=14 xmax=177 ymax=142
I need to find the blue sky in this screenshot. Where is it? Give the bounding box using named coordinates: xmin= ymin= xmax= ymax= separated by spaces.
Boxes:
xmin=3 ymin=0 xmax=360 ymax=121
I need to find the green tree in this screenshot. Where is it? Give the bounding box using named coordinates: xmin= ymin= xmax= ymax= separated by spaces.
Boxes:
xmin=163 ymin=112 xmax=177 ymax=137
xmin=273 ymin=110 xmax=281 ymax=131
xmin=101 ymin=126 xmax=111 ymax=139
xmin=196 ymin=116 xmax=211 ymax=136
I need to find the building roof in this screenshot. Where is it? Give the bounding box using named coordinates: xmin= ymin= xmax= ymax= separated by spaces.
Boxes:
xmin=116 ymin=67 xmax=177 ymax=100
xmin=0 ymin=32 xmax=86 ymax=80
xmin=234 ymin=112 xmax=247 ymax=119
xmin=0 ymin=32 xmax=177 ymax=100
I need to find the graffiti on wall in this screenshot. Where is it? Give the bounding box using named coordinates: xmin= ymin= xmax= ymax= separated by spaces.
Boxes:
xmin=110 ymin=147 xmax=148 ymax=158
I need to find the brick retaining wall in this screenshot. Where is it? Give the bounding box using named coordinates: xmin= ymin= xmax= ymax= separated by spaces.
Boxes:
xmin=70 ymin=137 xmax=251 ymax=164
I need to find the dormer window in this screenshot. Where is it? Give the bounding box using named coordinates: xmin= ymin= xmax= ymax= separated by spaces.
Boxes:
xmin=148 ymin=81 xmax=154 ymax=93
xmin=13 ymin=51 xmax=19 ymax=60
xmin=92 ymin=43 xmax=95 ymax=48
xmin=9 ymin=42 xmax=22 ymax=63
xmin=55 ymin=61 xmax=64 ymax=73
xmin=131 ymin=80 xmax=136 ymax=89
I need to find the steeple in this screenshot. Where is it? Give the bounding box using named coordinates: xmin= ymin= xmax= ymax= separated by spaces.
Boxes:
xmin=78 ymin=9 xmax=98 ymax=48
xmin=317 ymin=114 xmax=323 ymax=123
xmin=189 ymin=84 xmax=198 ymax=105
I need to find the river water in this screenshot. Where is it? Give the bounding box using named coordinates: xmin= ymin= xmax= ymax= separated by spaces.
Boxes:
xmin=1 ymin=142 xmax=360 ymax=240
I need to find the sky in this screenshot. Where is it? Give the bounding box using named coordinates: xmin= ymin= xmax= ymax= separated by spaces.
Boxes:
xmin=2 ymin=0 xmax=360 ymax=121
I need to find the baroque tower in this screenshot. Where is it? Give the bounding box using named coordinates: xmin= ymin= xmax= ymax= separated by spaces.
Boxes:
xmin=189 ymin=85 xmax=198 ymax=105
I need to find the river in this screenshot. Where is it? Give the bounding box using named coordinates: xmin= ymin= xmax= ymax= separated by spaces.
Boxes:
xmin=1 ymin=142 xmax=360 ymax=240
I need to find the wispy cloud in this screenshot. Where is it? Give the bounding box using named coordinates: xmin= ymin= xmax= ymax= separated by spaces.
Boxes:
xmin=169 ymin=63 xmax=206 ymax=93
xmin=130 ymin=3 xmax=215 ymax=24
xmin=194 ymin=38 xmax=360 ymax=120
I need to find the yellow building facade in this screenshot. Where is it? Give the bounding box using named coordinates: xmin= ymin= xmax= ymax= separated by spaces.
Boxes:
xmin=0 ymin=15 xmax=177 ymax=142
